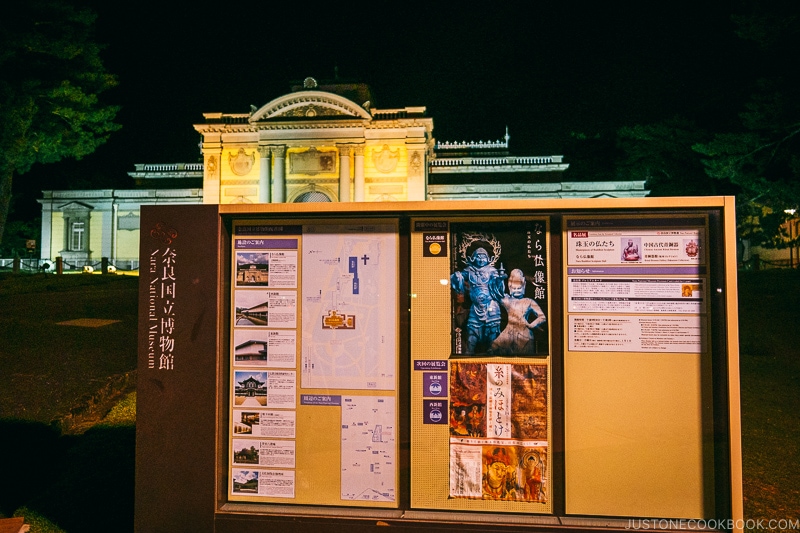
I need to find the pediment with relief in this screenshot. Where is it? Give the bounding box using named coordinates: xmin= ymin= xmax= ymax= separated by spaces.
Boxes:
xmin=250 ymin=91 xmax=372 ymax=122
xmin=58 ymin=201 xmax=94 ymax=211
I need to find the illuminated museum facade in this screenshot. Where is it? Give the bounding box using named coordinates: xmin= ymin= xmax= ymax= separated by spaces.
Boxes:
xmin=37 ymin=78 xmax=647 ymax=270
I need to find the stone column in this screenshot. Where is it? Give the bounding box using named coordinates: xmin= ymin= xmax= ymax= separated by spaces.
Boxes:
xmin=354 ymin=145 xmax=365 ymax=201
xmin=338 ymin=145 xmax=352 ymax=202
xmin=62 ymin=215 xmax=71 ymax=253
xmin=39 ymin=195 xmax=53 ymax=261
xmin=257 ymin=146 xmax=272 ymax=203
xmin=272 ymin=146 xmax=286 ymax=203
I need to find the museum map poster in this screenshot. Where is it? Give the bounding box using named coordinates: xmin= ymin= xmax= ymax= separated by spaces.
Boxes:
xmin=300 ymin=224 xmax=397 ymax=391
xmin=228 ymin=220 xmax=399 ymax=507
xmin=410 ymin=217 xmax=552 ymax=514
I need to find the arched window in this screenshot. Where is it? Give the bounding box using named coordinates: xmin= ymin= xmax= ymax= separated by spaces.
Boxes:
xmin=293 ymin=191 xmax=332 ymax=203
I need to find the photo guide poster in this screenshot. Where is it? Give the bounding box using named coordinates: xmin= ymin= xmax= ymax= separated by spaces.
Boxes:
xmin=228 ymin=221 xmax=399 ymax=507
xmin=230 ymin=226 xmax=301 ymax=500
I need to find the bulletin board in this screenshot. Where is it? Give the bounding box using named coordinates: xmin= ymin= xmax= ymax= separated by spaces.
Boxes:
xmin=135 ymin=197 xmax=743 ymax=533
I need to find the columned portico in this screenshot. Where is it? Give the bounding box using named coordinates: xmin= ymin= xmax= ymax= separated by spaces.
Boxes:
xmin=194 ymin=79 xmax=434 ymax=205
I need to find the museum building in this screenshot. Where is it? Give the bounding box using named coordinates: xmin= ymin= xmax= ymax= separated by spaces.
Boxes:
xmin=37 ymin=77 xmax=647 ymax=270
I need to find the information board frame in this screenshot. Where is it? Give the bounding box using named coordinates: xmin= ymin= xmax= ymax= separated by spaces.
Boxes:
xmin=136 ymin=197 xmax=743 ymax=533
xmin=562 ymin=213 xmax=716 ymax=518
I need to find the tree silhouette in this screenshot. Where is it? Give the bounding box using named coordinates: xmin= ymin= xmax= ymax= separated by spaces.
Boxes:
xmin=692 ymin=3 xmax=800 ymax=247
xmin=0 ymin=0 xmax=120 ymax=246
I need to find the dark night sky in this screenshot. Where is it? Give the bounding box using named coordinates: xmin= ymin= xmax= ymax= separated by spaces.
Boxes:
xmin=15 ymin=0 xmax=767 ymax=219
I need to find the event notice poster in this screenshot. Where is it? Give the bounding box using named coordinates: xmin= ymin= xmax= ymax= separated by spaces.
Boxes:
xmin=448 ymin=362 xmax=548 ymax=502
xmin=564 ymin=217 xmax=707 ymax=354
xmin=449 ymin=221 xmax=549 ymax=357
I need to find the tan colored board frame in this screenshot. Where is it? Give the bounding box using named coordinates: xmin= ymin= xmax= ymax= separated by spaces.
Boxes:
xmin=135 ymin=197 xmax=743 ymax=533
xmin=562 ymin=213 xmax=714 ymax=518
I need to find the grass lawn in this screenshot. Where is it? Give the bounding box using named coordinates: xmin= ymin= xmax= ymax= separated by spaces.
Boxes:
xmin=0 ymin=273 xmax=138 ymax=533
xmin=0 ymin=273 xmax=138 ymax=424
xmin=0 ymin=269 xmax=798 ymax=531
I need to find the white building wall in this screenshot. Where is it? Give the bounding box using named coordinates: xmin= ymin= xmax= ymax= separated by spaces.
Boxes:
xmin=37 ymin=188 xmax=203 ymax=269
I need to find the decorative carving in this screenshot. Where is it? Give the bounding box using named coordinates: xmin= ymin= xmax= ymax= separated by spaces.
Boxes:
xmin=228 ymin=148 xmax=255 ymax=176
xmin=272 ymin=146 xmax=286 ymax=158
xmin=206 ymin=155 xmax=218 ymax=176
xmin=353 ymin=145 xmax=365 ymax=157
xmin=369 ymin=185 xmax=404 ymax=196
xmin=118 ymin=212 xmax=140 ymax=231
xmin=291 ymin=177 xmax=338 ymax=186
xmin=280 ymin=104 xmax=341 ymax=118
xmin=250 ymin=93 xmax=372 ymax=121
xmin=372 ymin=144 xmax=400 ymax=173
xmin=374 ymin=193 xmax=399 ymax=202
xmin=409 ymin=151 xmax=422 ymax=177
xmin=230 ymin=196 xmax=254 ymax=204
xmin=289 ymin=147 xmax=336 ymax=175
xmin=223 ymin=179 xmax=259 ymax=186
xmin=366 ymin=176 xmax=401 ymax=183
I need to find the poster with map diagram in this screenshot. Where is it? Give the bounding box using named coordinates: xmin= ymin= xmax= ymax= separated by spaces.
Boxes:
xmin=301 ymin=222 xmax=398 ymax=390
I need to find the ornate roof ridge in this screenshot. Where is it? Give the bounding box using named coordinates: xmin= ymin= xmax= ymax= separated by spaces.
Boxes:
xmin=435 ymin=126 xmax=511 ymax=150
